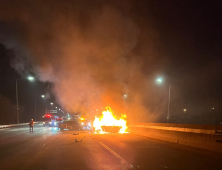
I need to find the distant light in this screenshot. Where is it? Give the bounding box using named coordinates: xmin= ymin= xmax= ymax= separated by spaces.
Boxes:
xmin=80 ymin=117 xmax=85 ymax=121
xmin=55 ymin=107 xmax=57 ymax=108
xmin=28 ymin=76 xmax=35 ymax=81
xmin=41 ymin=95 xmax=45 ymax=98
xmin=88 ymin=123 xmax=91 ymax=126
xmin=81 ymin=122 xmax=84 ymax=125
xmin=212 ymin=107 xmax=215 ymax=110
xmin=156 ymin=77 xmax=163 ymax=83
xmin=51 ymin=103 xmax=53 ymax=105
xmin=183 ymin=109 xmax=187 ymax=112
xmin=59 ymin=108 xmax=60 ymax=110
xmin=68 ymin=117 xmax=70 ymax=120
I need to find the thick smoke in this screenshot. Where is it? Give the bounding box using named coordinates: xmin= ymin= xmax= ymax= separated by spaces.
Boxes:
xmin=0 ymin=0 xmax=166 ymax=122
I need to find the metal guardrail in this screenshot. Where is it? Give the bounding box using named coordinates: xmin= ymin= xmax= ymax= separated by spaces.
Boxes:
xmin=0 ymin=122 xmax=39 ymax=129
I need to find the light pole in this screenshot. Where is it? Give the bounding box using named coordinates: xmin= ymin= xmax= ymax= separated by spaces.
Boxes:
xmin=16 ymin=76 xmax=35 ymax=124
xmin=156 ymin=77 xmax=171 ymax=123
xmin=167 ymin=84 xmax=171 ymax=123
xmin=34 ymin=98 xmax=36 ymax=121
xmin=50 ymin=103 xmax=53 ymax=110
xmin=41 ymin=95 xmax=47 ymax=113
xmin=16 ymin=79 xmax=19 ymax=124
xmin=123 ymin=94 xmax=128 ymax=113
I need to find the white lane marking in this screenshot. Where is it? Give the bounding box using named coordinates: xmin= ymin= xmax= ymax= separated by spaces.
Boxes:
xmin=98 ymin=141 xmax=132 ymax=169
xmin=19 ymin=142 xmax=47 ymax=170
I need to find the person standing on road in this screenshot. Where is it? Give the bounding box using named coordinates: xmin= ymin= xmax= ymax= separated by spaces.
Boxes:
xmin=29 ymin=119 xmax=34 ymax=132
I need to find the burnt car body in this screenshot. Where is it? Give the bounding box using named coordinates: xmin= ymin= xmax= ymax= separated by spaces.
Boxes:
xmin=59 ymin=121 xmax=80 ymax=130
xmin=101 ymin=126 xmax=122 ymax=133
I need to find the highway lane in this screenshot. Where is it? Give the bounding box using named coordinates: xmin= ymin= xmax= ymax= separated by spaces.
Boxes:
xmin=0 ymin=124 xmax=222 ymax=170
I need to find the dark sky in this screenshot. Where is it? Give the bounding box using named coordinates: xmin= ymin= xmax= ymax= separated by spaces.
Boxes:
xmin=0 ymin=0 xmax=221 ymax=123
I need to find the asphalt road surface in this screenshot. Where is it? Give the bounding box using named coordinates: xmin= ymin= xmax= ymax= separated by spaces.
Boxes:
xmin=0 ymin=124 xmax=222 ymax=170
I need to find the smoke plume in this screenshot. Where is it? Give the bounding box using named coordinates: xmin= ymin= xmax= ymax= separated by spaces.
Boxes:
xmin=0 ymin=0 xmax=165 ymax=122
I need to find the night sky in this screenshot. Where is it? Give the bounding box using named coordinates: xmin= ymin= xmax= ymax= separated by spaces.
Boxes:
xmin=0 ymin=0 xmax=221 ymax=124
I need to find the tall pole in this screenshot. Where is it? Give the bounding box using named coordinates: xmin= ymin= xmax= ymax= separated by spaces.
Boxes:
xmin=167 ymin=84 xmax=171 ymax=123
xmin=16 ymin=79 xmax=19 ymax=124
xmin=35 ymin=98 xmax=36 ymax=121
xmin=46 ymin=100 xmax=47 ymax=113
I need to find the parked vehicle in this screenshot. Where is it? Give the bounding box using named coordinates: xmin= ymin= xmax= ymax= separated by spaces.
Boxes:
xmin=59 ymin=121 xmax=80 ymax=130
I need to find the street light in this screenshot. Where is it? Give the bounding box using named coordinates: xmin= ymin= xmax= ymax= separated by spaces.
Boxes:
xmin=156 ymin=78 xmax=163 ymax=83
xmin=156 ymin=77 xmax=171 ymax=123
xmin=123 ymin=94 xmax=128 ymax=113
xmin=28 ymin=76 xmax=35 ymax=81
xmin=16 ymin=76 xmax=35 ymax=124
xmin=50 ymin=103 xmax=53 ymax=105
xmin=41 ymin=94 xmax=47 ymax=114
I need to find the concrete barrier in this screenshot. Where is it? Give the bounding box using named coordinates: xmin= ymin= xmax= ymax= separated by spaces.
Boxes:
xmin=129 ymin=123 xmax=222 ymax=153
xmin=0 ymin=122 xmax=39 ymax=129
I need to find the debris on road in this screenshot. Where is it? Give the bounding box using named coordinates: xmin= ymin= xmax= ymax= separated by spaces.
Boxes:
xmin=75 ymin=139 xmax=83 ymax=142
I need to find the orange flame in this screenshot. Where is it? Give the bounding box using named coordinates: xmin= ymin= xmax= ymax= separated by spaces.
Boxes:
xmin=93 ymin=106 xmax=128 ymax=133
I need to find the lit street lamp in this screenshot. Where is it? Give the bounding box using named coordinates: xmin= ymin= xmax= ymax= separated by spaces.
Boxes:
xmin=156 ymin=78 xmax=162 ymax=83
xmin=16 ymin=76 xmax=35 ymax=124
xmin=28 ymin=76 xmax=34 ymax=81
xmin=123 ymin=94 xmax=128 ymax=113
xmin=156 ymin=77 xmax=171 ymax=123
xmin=41 ymin=94 xmax=47 ymax=114
xmin=50 ymin=103 xmax=53 ymax=110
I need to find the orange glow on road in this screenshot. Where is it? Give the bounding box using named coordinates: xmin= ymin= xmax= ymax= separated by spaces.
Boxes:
xmin=93 ymin=106 xmax=128 ymax=133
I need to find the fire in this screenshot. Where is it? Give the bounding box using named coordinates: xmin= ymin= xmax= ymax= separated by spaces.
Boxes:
xmin=93 ymin=106 xmax=128 ymax=133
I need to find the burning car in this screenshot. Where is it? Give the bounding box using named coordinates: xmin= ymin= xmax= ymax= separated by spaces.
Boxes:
xmin=93 ymin=107 xmax=128 ymax=133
